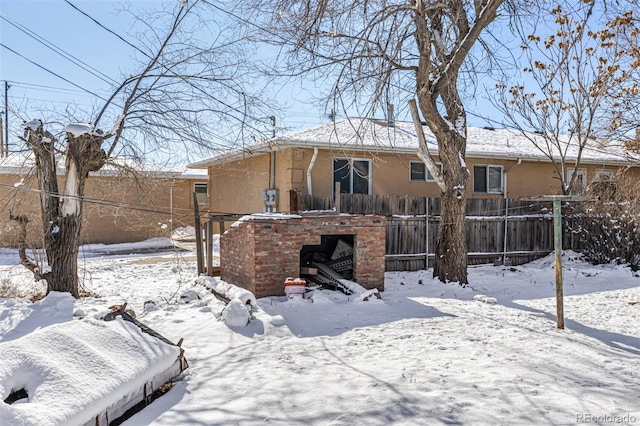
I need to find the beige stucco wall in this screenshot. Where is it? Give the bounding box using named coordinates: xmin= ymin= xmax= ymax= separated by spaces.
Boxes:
xmin=0 ymin=173 xmax=204 ymax=247
xmin=204 ymin=147 xmax=640 ymax=214
xmin=171 ymin=178 xmax=210 ymax=222
xmin=209 ymin=154 xmax=271 ymax=214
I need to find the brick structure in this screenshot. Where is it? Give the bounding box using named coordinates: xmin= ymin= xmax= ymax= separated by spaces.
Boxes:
xmin=220 ymin=214 xmax=386 ymax=298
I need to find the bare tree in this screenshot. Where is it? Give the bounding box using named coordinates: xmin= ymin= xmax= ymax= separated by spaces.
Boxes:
xmin=244 ymin=0 xmax=521 ymax=285
xmin=494 ymin=2 xmax=640 ymax=194
xmin=15 ymin=0 xmax=270 ymax=297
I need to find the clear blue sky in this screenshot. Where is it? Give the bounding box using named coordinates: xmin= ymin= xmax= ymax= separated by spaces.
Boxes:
xmin=0 ymin=1 xmax=336 ymax=151
xmin=0 ymin=0 xmax=507 ymax=160
xmin=1 ymin=2 xmax=147 ymax=125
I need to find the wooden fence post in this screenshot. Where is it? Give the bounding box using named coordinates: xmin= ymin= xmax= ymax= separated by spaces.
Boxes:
xmin=553 ymin=198 xmax=564 ymax=329
xmin=206 ymin=220 xmax=214 ymax=276
xmin=502 ymin=198 xmax=509 ymax=266
xmin=425 ymin=197 xmax=429 ymax=269
xmin=290 ymin=190 xmax=299 ymax=213
xmin=193 ymin=193 xmax=203 ymax=275
xmin=524 ymin=195 xmax=597 ymax=329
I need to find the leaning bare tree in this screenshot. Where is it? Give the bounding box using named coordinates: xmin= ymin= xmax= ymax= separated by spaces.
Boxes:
xmin=494 ymin=2 xmax=640 ymax=195
xmin=16 ymin=0 xmax=270 ymax=297
xmin=245 ymin=0 xmax=517 ymax=285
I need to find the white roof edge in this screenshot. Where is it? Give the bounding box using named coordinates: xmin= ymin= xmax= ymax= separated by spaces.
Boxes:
xmin=186 ymin=118 xmax=640 ymax=168
xmin=187 ymin=141 xmax=638 ymax=168
xmin=0 ymin=166 xmax=193 ymax=179
xmin=0 ymin=155 xmax=201 ymax=179
xmin=179 ymin=172 xmax=209 ymax=180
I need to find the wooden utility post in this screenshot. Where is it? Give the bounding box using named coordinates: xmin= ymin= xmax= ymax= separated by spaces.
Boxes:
xmin=552 ymin=198 xmax=563 ymax=328
xmin=527 ymin=195 xmax=597 ymax=329
xmin=4 ymin=81 xmax=8 ymax=155
xmin=0 ymin=114 xmax=4 ymax=157
xmin=193 ymin=192 xmax=203 ymax=275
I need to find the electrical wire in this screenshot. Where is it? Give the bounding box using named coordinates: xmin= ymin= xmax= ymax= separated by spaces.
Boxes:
xmin=63 ymin=0 xmax=274 ymax=137
xmin=0 ymin=12 xmax=119 ymax=86
xmin=0 ymin=179 xmax=552 ymax=227
xmin=7 ymin=81 xmax=92 ymax=96
xmin=0 ymin=43 xmax=110 ymax=102
xmin=63 ymin=0 xmax=153 ymax=61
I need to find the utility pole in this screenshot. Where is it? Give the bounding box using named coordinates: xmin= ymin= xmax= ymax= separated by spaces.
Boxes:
xmin=0 ymin=112 xmax=4 ymax=157
xmin=526 ymin=195 xmax=597 ymax=329
xmin=269 ymin=115 xmax=276 ymax=138
xmin=4 ymin=81 xmax=8 ymax=157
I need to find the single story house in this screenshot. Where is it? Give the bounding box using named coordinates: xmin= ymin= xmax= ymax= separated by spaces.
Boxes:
xmin=0 ymin=155 xmax=209 ymax=247
xmin=188 ymin=117 xmax=640 ymax=214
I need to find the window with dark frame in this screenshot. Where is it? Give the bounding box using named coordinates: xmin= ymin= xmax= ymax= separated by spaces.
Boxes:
xmin=593 ymin=169 xmax=613 ymax=182
xmin=333 ymin=158 xmax=371 ymax=195
xmin=567 ymin=167 xmax=587 ymax=194
xmin=410 ymin=161 xmax=442 ymax=182
xmin=473 ymin=165 xmax=503 ymax=194
xmin=194 ymin=182 xmax=208 ymax=205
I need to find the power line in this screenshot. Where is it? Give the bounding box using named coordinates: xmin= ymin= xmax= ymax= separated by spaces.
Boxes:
xmin=8 ymin=81 xmax=90 ymax=95
xmin=8 ymin=97 xmax=95 ymax=106
xmin=0 ymin=43 xmax=110 ymax=103
xmin=0 ymin=12 xmax=119 ymax=86
xmin=0 ymin=179 xmax=552 ymax=226
xmin=63 ymin=0 xmax=152 ymax=61
xmin=64 ymin=0 xmax=275 ymax=137
xmin=0 ymin=181 xmax=191 ymax=216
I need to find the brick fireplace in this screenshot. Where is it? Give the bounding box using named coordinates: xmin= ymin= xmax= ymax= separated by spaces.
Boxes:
xmin=220 ymin=214 xmax=386 ymax=298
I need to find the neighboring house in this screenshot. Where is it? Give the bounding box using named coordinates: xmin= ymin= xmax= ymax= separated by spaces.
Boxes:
xmin=188 ymin=118 xmax=640 ymax=214
xmin=0 ymin=155 xmax=209 ymax=247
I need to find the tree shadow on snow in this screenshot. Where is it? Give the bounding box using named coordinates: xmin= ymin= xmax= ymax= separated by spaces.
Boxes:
xmin=256 ymin=294 xmax=455 ymax=338
xmin=507 ymin=301 xmax=640 ymax=356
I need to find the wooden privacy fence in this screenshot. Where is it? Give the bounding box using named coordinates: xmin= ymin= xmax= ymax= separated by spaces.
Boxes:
xmin=385 ymin=214 xmax=554 ymax=271
xmin=291 ymin=191 xmax=551 ymax=216
xmin=193 ymin=192 xmax=555 ymax=274
xmin=291 ymin=191 xmax=555 ymax=271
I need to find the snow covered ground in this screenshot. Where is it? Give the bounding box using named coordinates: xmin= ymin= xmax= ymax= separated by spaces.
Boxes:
xmin=1 ymin=241 xmax=640 ymax=425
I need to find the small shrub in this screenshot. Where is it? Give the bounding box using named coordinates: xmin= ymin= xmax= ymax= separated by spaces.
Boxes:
xmin=568 ymin=172 xmax=640 ymax=268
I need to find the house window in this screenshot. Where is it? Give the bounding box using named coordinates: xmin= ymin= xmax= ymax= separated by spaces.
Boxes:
xmin=567 ymin=168 xmax=587 ymax=194
xmin=594 ymin=169 xmax=614 ymax=182
xmin=410 ymin=161 xmax=442 ymax=182
xmin=590 ymin=168 xmax=617 ymax=198
xmin=473 ymin=165 xmax=503 ymax=194
xmin=194 ymin=182 xmax=209 ymax=205
xmin=333 ymin=158 xmax=371 ymax=195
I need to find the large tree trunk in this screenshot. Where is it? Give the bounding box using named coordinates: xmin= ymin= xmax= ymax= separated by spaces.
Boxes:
xmin=47 ymin=215 xmax=82 ymax=297
xmin=410 ymin=1 xmax=502 ymax=286
xmin=434 ymin=181 xmax=468 ymax=284
xmin=23 ymin=121 xmax=107 ymax=298
xmin=416 ymin=81 xmax=470 ymax=284
xmin=432 ymin=131 xmax=469 ymax=285
xmin=409 ymin=100 xmax=469 ymax=284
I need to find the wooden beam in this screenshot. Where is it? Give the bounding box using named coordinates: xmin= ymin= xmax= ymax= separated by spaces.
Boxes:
xmin=553 ymin=198 xmax=564 ymax=329
xmin=524 ymin=195 xmax=596 ymax=329
xmin=193 ymin=193 xmax=203 ymax=275
xmin=206 ymin=220 xmax=213 ymax=276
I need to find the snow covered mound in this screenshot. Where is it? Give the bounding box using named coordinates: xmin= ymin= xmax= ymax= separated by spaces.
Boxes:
xmin=0 ymin=317 xmax=180 ymax=426
xmin=473 ymin=294 xmax=498 ymax=304
xmin=195 ymin=276 xmax=256 ymax=307
xmin=0 ymin=292 xmax=75 ymax=343
xmin=195 ymin=277 xmax=256 ymax=327
xmin=170 ymin=226 xmax=196 ymax=242
xmin=223 ymin=299 xmax=251 ymax=327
